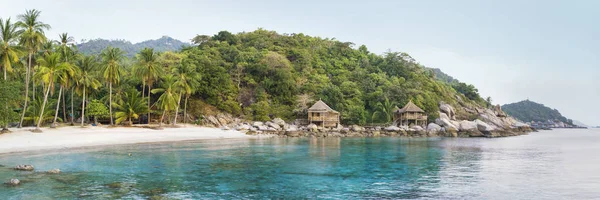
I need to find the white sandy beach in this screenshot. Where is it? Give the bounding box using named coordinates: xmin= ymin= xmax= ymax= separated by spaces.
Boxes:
xmin=0 ymin=125 xmax=256 ymax=154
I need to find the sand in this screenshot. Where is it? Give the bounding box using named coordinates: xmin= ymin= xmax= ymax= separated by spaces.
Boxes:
xmin=0 ymin=125 xmax=256 ymax=154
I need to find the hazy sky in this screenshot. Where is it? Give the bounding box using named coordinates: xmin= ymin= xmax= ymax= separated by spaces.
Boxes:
xmin=2 ymin=0 xmax=599 ymax=125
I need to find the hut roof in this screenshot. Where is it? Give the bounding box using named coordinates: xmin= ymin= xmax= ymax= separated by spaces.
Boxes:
xmin=396 ymin=100 xmax=425 ymax=113
xmin=308 ymin=100 xmax=339 ymax=113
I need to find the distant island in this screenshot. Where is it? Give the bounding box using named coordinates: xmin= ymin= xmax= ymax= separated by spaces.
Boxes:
xmin=502 ymin=100 xmax=584 ymax=129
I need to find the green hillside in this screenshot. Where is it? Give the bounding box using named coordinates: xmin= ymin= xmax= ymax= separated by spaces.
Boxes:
xmin=502 ymin=100 xmax=573 ymax=124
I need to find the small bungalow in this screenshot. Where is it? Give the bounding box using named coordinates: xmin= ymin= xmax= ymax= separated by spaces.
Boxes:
xmin=393 ymin=100 xmax=428 ymax=127
xmin=308 ymin=100 xmax=340 ymax=128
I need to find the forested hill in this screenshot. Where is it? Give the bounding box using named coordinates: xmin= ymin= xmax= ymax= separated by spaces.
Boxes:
xmin=501 ymin=100 xmax=573 ymax=124
xmin=181 ymin=29 xmax=489 ymax=124
xmin=77 ymin=36 xmax=188 ymax=57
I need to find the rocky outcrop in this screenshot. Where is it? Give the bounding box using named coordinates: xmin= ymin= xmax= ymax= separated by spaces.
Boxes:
xmin=47 ymin=169 xmax=61 ymax=174
xmin=427 ymin=123 xmax=442 ymax=133
xmin=439 ymin=101 xmax=456 ymax=120
xmin=5 ymin=179 xmax=19 ymax=186
xmin=14 ymin=165 xmax=34 ymax=171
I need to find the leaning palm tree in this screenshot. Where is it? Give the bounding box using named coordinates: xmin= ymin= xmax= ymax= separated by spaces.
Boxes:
xmin=51 ymin=57 xmax=78 ymax=127
xmin=34 ymin=53 xmax=73 ymax=131
xmin=16 ymin=9 xmax=51 ymax=128
xmin=151 ymin=74 xmax=179 ymax=127
xmin=76 ymin=55 xmax=101 ymax=127
xmin=100 ymin=46 xmax=125 ymax=125
xmin=114 ymin=89 xmax=148 ymax=125
xmin=133 ymin=48 xmax=161 ymax=124
xmin=58 ymin=33 xmax=76 ymax=123
xmin=0 ymin=17 xmax=24 ymax=80
xmin=172 ymin=62 xmax=199 ymax=125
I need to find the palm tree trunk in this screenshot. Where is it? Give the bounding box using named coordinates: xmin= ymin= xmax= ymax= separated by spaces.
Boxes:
xmin=62 ymin=89 xmax=66 ymax=122
xmin=109 ymin=82 xmax=114 ymax=125
xmin=142 ymin=81 xmax=145 ymax=99
xmin=70 ymin=90 xmax=74 ymax=125
xmin=81 ymin=87 xmax=86 ymax=127
xmin=184 ymin=95 xmax=188 ymax=126
xmin=36 ymin=83 xmax=52 ymax=129
xmin=18 ymin=52 xmax=32 ymax=128
xmin=147 ymin=84 xmax=151 ymax=124
xmin=173 ymin=93 xmax=182 ymax=125
xmin=52 ymin=85 xmax=63 ymax=126
xmin=159 ymin=109 xmax=166 ymax=127
xmin=3 ymin=65 xmax=6 ymax=80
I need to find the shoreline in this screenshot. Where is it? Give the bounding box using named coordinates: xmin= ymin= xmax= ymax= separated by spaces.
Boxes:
xmin=0 ymin=125 xmax=258 ymax=154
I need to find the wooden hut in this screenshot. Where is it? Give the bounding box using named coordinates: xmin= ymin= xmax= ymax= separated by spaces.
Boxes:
xmin=308 ymin=100 xmax=340 ymax=128
xmin=393 ymin=100 xmax=428 ymax=127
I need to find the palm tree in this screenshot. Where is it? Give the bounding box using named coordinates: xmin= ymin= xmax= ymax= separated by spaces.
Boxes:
xmin=173 ymin=62 xmax=199 ymax=125
xmin=34 ymin=53 xmax=73 ymax=130
xmin=372 ymin=97 xmax=395 ymax=123
xmin=58 ymin=33 xmax=75 ymax=124
xmin=76 ymin=55 xmax=101 ymax=127
xmin=51 ymin=59 xmax=77 ymax=127
xmin=16 ymin=9 xmax=51 ymax=128
xmin=134 ymin=48 xmax=161 ymax=124
xmin=0 ymin=18 xmax=23 ymax=80
xmin=114 ymin=89 xmax=148 ymax=125
xmin=100 ymin=46 xmax=125 ymax=125
xmin=151 ymin=74 xmax=179 ymax=127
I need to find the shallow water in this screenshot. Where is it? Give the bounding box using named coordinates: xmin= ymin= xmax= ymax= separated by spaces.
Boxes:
xmin=0 ymin=129 xmax=599 ymax=199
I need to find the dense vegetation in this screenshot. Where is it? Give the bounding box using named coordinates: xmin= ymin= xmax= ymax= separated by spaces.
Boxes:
xmin=502 ymin=100 xmax=573 ymax=124
xmin=77 ymin=36 xmax=188 ymax=57
xmin=0 ymin=9 xmax=490 ymax=131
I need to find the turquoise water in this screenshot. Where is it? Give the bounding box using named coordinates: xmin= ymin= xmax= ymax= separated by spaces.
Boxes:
xmin=0 ymin=129 xmax=599 ymax=199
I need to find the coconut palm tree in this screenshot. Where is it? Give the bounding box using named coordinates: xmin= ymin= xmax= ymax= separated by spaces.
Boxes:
xmin=151 ymin=74 xmax=179 ymax=127
xmin=0 ymin=18 xmax=23 ymax=80
xmin=34 ymin=52 xmax=73 ymax=130
xmin=76 ymin=55 xmax=101 ymax=127
xmin=58 ymin=33 xmax=76 ymax=124
xmin=114 ymin=89 xmax=147 ymax=125
xmin=372 ymin=97 xmax=395 ymax=123
xmin=133 ymin=48 xmax=161 ymax=124
xmin=100 ymin=46 xmax=125 ymax=125
xmin=172 ymin=61 xmax=199 ymax=125
xmin=16 ymin=9 xmax=51 ymax=128
xmin=51 ymin=60 xmax=78 ymax=127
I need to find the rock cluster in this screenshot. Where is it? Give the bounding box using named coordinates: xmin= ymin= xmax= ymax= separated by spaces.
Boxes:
xmin=14 ymin=165 xmax=34 ymax=171
xmin=204 ymin=101 xmax=530 ymax=138
xmin=5 ymin=179 xmax=19 ymax=186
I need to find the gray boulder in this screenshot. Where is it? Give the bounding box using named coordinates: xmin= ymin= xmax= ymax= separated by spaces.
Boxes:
xmin=272 ymin=118 xmax=286 ymax=127
xmin=436 ymin=118 xmax=458 ymax=130
xmin=265 ymin=122 xmax=281 ymax=130
xmin=385 ymin=126 xmax=401 ymax=131
xmin=350 ymin=125 xmax=364 ymax=132
xmin=252 ymin=121 xmax=264 ymax=127
xmin=475 ymin=119 xmax=495 ymax=132
xmin=427 ymin=123 xmax=442 ymax=132
xmin=307 ymin=124 xmax=318 ymax=132
xmin=439 ymin=102 xmax=456 ymax=120
xmin=286 ymin=125 xmax=299 ymax=131
xmin=411 ymin=125 xmax=424 ymax=131
xmin=47 ymin=169 xmax=61 ymax=174
xmin=459 ymin=120 xmax=478 ymax=131
xmin=14 ymin=165 xmax=34 ymax=171
xmin=5 ymin=179 xmax=19 ymax=186
xmin=257 ymin=125 xmax=270 ymax=131
xmin=236 ymin=124 xmax=252 ymax=131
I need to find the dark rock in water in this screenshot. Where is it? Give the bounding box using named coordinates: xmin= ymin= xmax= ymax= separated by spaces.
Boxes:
xmin=14 ymin=164 xmax=34 ymax=171
xmin=143 ymin=188 xmax=166 ymax=196
xmin=47 ymin=168 xmax=61 ymax=174
xmin=106 ymin=182 xmax=122 ymax=189
xmin=5 ymin=178 xmax=19 ymax=186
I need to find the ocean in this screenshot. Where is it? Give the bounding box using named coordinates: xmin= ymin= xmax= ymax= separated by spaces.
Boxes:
xmin=0 ymin=128 xmax=598 ymax=199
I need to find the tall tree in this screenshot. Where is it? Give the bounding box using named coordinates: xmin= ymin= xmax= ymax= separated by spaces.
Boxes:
xmin=34 ymin=53 xmax=72 ymax=130
xmin=173 ymin=61 xmax=199 ymax=125
xmin=0 ymin=18 xmax=23 ymax=80
xmin=16 ymin=9 xmax=50 ymax=127
xmin=151 ymin=74 xmax=179 ymax=127
xmin=133 ymin=48 xmax=161 ymax=124
xmin=58 ymin=33 xmax=75 ymax=124
xmin=100 ymin=46 xmax=125 ymax=125
xmin=76 ymin=55 xmax=101 ymax=127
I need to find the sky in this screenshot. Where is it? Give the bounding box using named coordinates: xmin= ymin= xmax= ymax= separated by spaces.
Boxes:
xmin=2 ymin=0 xmax=599 ymax=125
